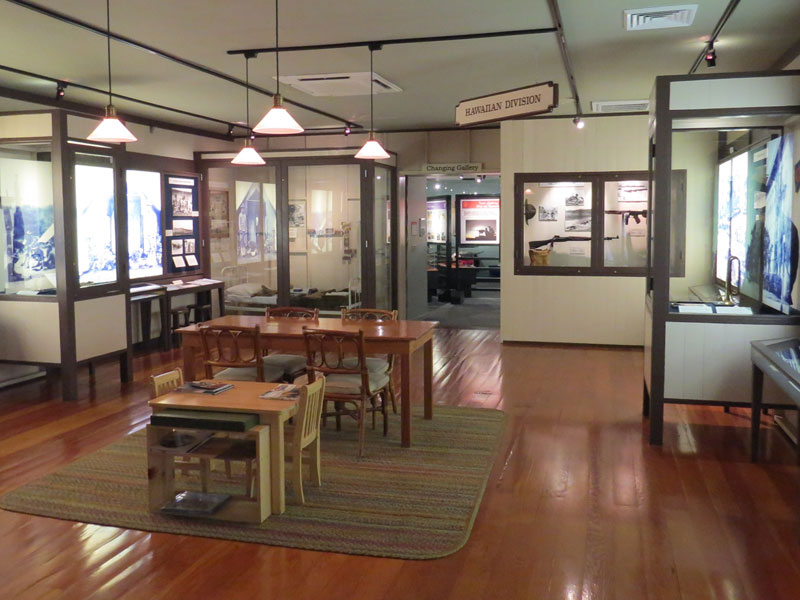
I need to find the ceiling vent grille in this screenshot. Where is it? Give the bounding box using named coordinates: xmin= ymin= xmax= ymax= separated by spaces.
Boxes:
xmin=277 ymin=72 xmax=402 ymax=97
xmin=623 ymin=5 xmax=698 ymax=30
xmin=591 ymin=100 xmax=650 ymax=113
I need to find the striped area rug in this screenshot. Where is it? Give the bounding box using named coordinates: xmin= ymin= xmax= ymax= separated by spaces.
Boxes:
xmin=0 ymin=406 xmax=505 ymax=560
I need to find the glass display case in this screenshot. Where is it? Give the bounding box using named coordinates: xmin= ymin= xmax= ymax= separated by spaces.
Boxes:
xmin=0 ymin=141 xmax=55 ymax=294
xmin=75 ymin=153 xmax=116 ymax=287
xmin=374 ymin=165 xmax=392 ymax=310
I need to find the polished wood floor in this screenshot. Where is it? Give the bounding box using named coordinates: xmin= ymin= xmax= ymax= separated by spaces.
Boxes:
xmin=1 ymin=329 xmax=800 ymax=599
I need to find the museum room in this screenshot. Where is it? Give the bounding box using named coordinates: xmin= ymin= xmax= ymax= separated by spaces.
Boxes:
xmin=0 ymin=0 xmax=799 ymax=598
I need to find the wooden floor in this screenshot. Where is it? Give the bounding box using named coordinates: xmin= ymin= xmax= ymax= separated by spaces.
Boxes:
xmin=1 ymin=329 xmax=800 ymax=599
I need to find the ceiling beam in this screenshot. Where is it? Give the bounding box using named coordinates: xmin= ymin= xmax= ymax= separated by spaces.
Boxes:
xmin=546 ymin=0 xmax=583 ymax=116
xmin=227 ymin=27 xmax=558 ymax=56
xmin=5 ymin=0 xmax=361 ymax=128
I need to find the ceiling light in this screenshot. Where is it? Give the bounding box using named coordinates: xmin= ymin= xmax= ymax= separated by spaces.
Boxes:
xmin=476 ymin=175 xmax=483 ymax=183
xmin=573 ymin=117 xmax=585 ymax=129
xmin=434 ymin=183 xmax=441 ymax=190
xmin=253 ymin=0 xmax=303 ymax=135
xmin=704 ymin=43 xmax=716 ymax=68
xmin=55 ymin=82 xmax=67 ymax=101
xmin=355 ymin=44 xmax=390 ymax=160
xmin=88 ymin=0 xmax=136 ymax=144
xmin=344 ymin=124 xmax=352 ymax=136
xmin=232 ymin=55 xmax=265 ymax=166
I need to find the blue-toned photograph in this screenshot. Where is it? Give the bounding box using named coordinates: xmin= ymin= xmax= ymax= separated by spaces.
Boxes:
xmin=3 ymin=205 xmax=55 ymax=283
xmin=127 ymin=170 xmax=163 ymax=279
xmin=76 ymin=164 xmax=117 ymax=285
xmin=762 ymin=134 xmax=797 ymax=314
xmin=236 ymin=181 xmax=261 ymax=262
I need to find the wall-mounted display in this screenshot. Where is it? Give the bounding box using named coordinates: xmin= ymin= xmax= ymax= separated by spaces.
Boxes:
xmin=539 ymin=207 xmax=558 ymax=221
xmin=209 ymin=188 xmax=229 ymax=238
xmin=0 ymin=150 xmax=55 ymax=293
xmin=76 ymin=156 xmax=117 ymax=286
xmin=164 ymin=175 xmax=199 ymax=274
xmin=288 ymin=199 xmax=306 ymax=227
xmin=235 ymin=181 xmax=261 ymax=263
xmin=426 ymin=199 xmax=447 ymax=242
xmin=126 ymin=169 xmax=162 ymax=280
xmin=565 ymin=209 xmax=591 ymax=232
xmin=604 ymin=180 xmax=648 ymax=268
xmin=565 ymin=193 xmax=584 ymax=206
xmin=459 ymin=197 xmax=500 ymax=245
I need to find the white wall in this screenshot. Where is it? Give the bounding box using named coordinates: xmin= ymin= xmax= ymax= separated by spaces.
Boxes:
xmin=500 ymin=115 xmax=650 ymax=345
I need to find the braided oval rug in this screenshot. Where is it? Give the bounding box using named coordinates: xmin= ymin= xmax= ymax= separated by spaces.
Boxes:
xmin=0 ymin=406 xmax=504 ymax=560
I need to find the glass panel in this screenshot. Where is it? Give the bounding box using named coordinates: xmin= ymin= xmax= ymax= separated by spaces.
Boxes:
xmin=603 ymin=180 xmax=648 ymax=268
xmin=288 ymin=164 xmax=361 ymax=315
xmin=374 ymin=165 xmax=392 ymax=309
xmin=75 ymin=153 xmax=116 ymax=286
xmin=126 ymin=170 xmax=162 ymax=279
xmin=522 ymin=181 xmax=592 ymax=267
xmin=207 ymin=166 xmax=277 ymax=313
xmin=0 ymin=142 xmax=55 ymax=294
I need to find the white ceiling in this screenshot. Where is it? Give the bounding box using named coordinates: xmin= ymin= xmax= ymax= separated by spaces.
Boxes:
xmin=0 ymin=0 xmax=798 ymax=136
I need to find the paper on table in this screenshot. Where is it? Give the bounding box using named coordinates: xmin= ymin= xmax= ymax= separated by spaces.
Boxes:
xmin=261 ymin=383 xmax=300 ymax=399
xmin=676 ymin=303 xmax=713 ymax=314
xmin=714 ymin=306 xmax=753 ymax=315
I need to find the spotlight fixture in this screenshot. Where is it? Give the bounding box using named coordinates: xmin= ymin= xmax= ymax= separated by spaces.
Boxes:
xmin=55 ymin=82 xmax=67 ymax=100
xmin=476 ymin=175 xmax=484 ymax=183
xmin=231 ymin=55 xmax=265 ymax=166
xmin=355 ymin=44 xmax=390 ymax=160
xmin=344 ymin=124 xmax=352 ymax=136
xmin=87 ymin=0 xmax=137 ymax=143
xmin=226 ymin=124 xmax=234 ymax=137
xmin=573 ymin=117 xmax=585 ymax=129
xmin=253 ymin=0 xmax=303 ymax=134
xmin=704 ymin=43 xmax=716 ymax=68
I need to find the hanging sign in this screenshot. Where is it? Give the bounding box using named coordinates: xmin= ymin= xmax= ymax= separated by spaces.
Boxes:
xmin=455 ymin=81 xmax=558 ymax=126
xmin=424 ymin=163 xmax=482 ymax=174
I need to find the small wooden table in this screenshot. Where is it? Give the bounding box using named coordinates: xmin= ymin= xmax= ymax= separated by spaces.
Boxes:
xmin=149 ymin=381 xmax=296 ymax=514
xmin=176 ymin=316 xmax=437 ymax=448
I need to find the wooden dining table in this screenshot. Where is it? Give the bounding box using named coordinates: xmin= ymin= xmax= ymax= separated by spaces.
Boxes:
xmin=176 ymin=315 xmax=438 ymax=448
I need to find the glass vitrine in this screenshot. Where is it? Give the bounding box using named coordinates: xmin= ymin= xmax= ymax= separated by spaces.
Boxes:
xmin=126 ymin=169 xmax=163 ymax=279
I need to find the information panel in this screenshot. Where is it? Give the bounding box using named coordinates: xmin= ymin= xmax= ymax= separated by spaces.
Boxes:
xmin=459 ymin=197 xmax=500 ymax=245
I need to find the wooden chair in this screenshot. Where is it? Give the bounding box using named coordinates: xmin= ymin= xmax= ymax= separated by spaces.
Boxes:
xmin=341 ymin=308 xmax=399 ymax=413
xmin=283 ymin=376 xmax=326 ymax=503
xmin=149 ymin=368 xmax=211 ymax=492
xmin=199 ymin=324 xmax=283 ymax=382
xmin=303 ymin=328 xmax=390 ymax=458
xmin=263 ymin=307 xmax=319 ymax=382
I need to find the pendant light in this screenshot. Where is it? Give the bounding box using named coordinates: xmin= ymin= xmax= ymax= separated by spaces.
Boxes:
xmin=232 ymin=55 xmax=266 ymax=165
xmin=355 ymin=45 xmax=390 ymax=160
xmin=87 ymin=0 xmax=137 ymax=143
xmin=253 ymin=0 xmax=303 ymax=135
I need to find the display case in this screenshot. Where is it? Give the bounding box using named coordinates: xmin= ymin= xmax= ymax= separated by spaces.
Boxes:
xmin=198 ymin=148 xmax=397 ymax=316
xmin=644 ymin=70 xmax=800 ymax=445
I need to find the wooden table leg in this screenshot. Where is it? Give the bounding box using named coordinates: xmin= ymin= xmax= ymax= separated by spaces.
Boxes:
xmin=751 ymin=364 xmax=763 ymax=462
xmin=401 ymin=353 xmax=411 ymax=447
xmin=183 ymin=343 xmax=199 ymax=381
xmin=266 ymin=415 xmax=286 ymax=514
xmin=424 ymin=338 xmax=433 ymax=420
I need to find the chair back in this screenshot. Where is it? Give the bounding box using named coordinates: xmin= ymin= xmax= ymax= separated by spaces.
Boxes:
xmin=292 ymin=376 xmax=326 ymax=450
xmin=266 ymin=306 xmax=319 ymax=320
xmin=199 ymin=324 xmax=264 ymax=380
xmin=341 ymin=308 xmax=398 ymax=322
xmin=302 ymin=327 xmax=370 ymax=393
xmin=150 ymin=368 xmax=184 ymax=399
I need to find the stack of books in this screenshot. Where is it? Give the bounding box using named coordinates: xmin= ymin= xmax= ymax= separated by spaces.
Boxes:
xmin=181 ymin=381 xmax=234 ymax=394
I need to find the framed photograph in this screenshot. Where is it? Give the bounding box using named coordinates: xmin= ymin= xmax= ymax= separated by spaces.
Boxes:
xmin=565 ymin=209 xmax=592 ymax=232
xmin=172 ymin=219 xmax=194 ymax=236
xmin=171 ymin=239 xmax=183 ymax=255
xmin=209 ymin=188 xmax=229 ymax=238
xmin=564 ymin=193 xmax=584 ymax=206
xmin=171 ymin=188 xmax=194 ymax=217
xmin=184 ymin=238 xmax=196 ymax=254
xmin=288 ymin=199 xmax=306 ymax=228
xmin=539 ymin=206 xmax=558 ymax=221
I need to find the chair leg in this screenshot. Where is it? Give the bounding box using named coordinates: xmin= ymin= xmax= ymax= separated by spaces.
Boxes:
xmin=382 ymin=391 xmax=389 ymax=437
xmin=290 ymin=455 xmax=305 ymax=504
xmin=308 ymin=435 xmax=322 ymax=487
xmin=225 ymin=460 xmax=232 ymax=480
xmin=335 ymin=401 xmax=342 ymax=431
xmin=357 ymin=401 xmax=367 ymax=458
xmin=388 ymin=374 xmax=398 ymax=414
xmin=245 ymin=460 xmax=253 ymax=498
xmin=371 ymin=396 xmax=377 ymax=430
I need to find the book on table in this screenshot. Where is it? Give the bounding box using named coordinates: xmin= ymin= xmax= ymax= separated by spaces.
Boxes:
xmin=260 ymin=383 xmax=300 ymax=400
xmin=180 ymin=381 xmax=234 ymax=394
xmin=160 ymin=491 xmax=231 ymax=517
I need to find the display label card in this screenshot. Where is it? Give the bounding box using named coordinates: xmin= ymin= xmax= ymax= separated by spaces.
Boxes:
xmin=169 ymin=177 xmax=195 ymax=186
xmin=185 ymin=255 xmax=199 ymax=267
xmin=172 ymin=256 xmax=186 ymax=268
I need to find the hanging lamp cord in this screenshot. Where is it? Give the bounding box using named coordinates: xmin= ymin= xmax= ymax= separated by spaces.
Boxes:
xmin=369 ymin=47 xmax=374 ymax=135
xmin=275 ymin=0 xmax=280 ymax=97
xmin=105 ymin=0 xmax=112 ymax=105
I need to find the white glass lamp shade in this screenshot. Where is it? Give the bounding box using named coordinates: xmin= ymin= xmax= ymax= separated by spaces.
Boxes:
xmin=354 ymin=136 xmax=390 ymax=160
xmin=231 ymin=142 xmax=265 ymax=165
xmin=253 ymin=95 xmax=304 ymax=135
xmin=87 ymin=105 xmax=137 ymax=143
